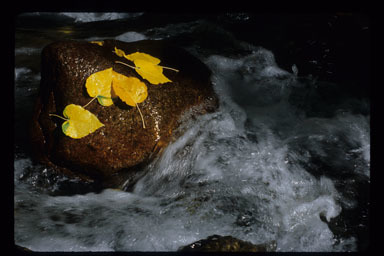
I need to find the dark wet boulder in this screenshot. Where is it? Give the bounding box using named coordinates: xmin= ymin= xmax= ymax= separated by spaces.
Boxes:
xmin=178 ymin=235 xmax=276 ymax=252
xmin=29 ymin=39 xmax=218 ymax=191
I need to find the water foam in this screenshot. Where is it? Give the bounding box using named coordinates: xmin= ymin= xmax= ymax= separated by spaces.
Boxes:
xmin=15 ymin=67 xmax=40 ymax=82
xmin=115 ymin=31 xmax=147 ymax=42
xmin=59 ymin=13 xmax=143 ymax=23
xmin=131 ymin=49 xmax=366 ymax=251
xmin=15 ymin=47 xmax=41 ymax=56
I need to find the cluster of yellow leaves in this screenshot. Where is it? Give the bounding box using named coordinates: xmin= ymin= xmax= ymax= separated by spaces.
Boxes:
xmin=49 ymin=42 xmax=178 ymax=139
xmin=114 ymin=48 xmax=178 ymax=85
xmin=85 ymin=67 xmax=148 ymax=107
xmin=85 ymin=67 xmax=148 ymax=128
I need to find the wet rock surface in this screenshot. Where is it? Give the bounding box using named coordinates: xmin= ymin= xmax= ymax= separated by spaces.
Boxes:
xmin=29 ymin=39 xmax=218 ymax=191
xmin=178 ymin=235 xmax=276 ymax=252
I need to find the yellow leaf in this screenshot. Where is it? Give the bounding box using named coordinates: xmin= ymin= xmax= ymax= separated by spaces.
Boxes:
xmin=62 ymin=104 xmax=104 ymax=139
xmin=85 ymin=68 xmax=114 ymax=106
xmin=133 ymin=59 xmax=172 ymax=85
xmin=112 ymin=72 xmax=148 ymax=128
xmin=114 ymin=47 xmax=127 ymax=58
xmin=125 ymin=52 xmax=171 ymax=85
xmin=124 ymin=52 xmax=161 ymax=65
xmin=112 ymin=72 xmax=148 ymax=106
xmin=90 ymin=41 xmax=104 ymax=46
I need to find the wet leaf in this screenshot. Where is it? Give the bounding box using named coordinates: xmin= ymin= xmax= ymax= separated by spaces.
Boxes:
xmin=112 ymin=72 xmax=148 ymax=106
xmin=125 ymin=52 xmax=161 ymax=65
xmin=85 ymin=68 xmax=114 ymax=106
xmin=114 ymin=48 xmax=178 ymax=85
xmin=112 ymin=72 xmax=148 ymax=128
xmin=90 ymin=41 xmax=104 ymax=46
xmin=125 ymin=52 xmax=172 ymax=85
xmin=113 ymin=47 xmax=127 ymax=58
xmin=61 ymin=104 xmax=104 ymax=139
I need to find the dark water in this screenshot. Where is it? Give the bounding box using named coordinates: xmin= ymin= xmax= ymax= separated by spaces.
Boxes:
xmin=14 ymin=13 xmax=370 ymax=251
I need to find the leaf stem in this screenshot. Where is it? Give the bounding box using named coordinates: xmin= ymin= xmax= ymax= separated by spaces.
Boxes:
xmin=159 ymin=65 xmax=179 ymax=72
xmin=135 ymin=102 xmax=146 ymax=129
xmin=49 ymin=114 xmax=68 ymax=121
xmin=124 ymin=89 xmax=146 ymax=129
xmin=83 ymin=96 xmax=98 ymax=108
xmin=115 ymin=60 xmax=179 ymax=72
xmin=115 ymin=61 xmax=137 ymax=70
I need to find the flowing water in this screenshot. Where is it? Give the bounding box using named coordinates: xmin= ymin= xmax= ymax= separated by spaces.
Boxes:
xmin=14 ymin=13 xmax=370 ymax=251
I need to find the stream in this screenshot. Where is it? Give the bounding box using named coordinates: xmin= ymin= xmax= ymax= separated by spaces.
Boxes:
xmin=14 ymin=12 xmax=370 ymax=251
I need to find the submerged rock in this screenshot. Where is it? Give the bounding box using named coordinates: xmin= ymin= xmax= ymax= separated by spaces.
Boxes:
xmin=178 ymin=235 xmax=276 ymax=252
xmin=15 ymin=244 xmax=32 ymax=252
xmin=29 ymin=39 xmax=218 ymax=191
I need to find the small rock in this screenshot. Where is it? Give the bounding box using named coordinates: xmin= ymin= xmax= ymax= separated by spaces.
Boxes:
xmin=178 ymin=235 xmax=276 ymax=252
